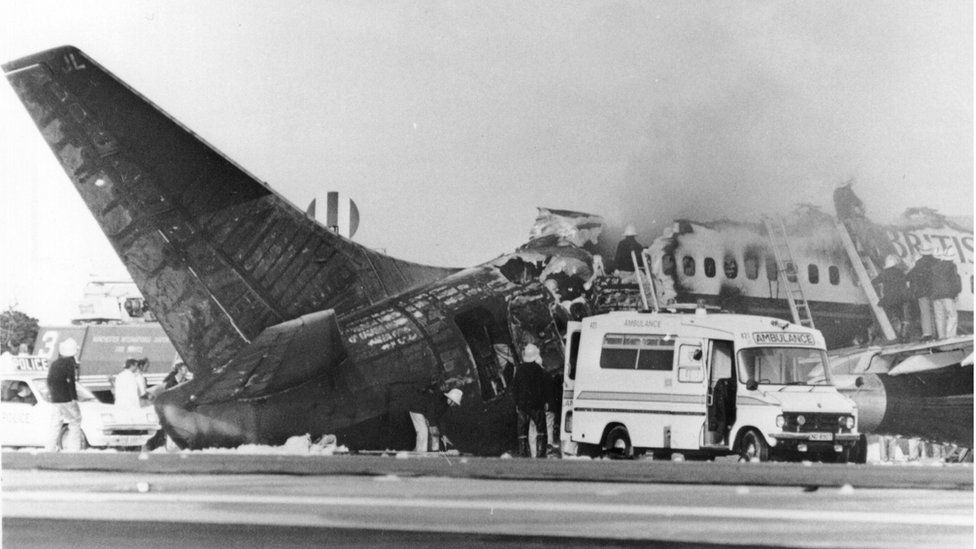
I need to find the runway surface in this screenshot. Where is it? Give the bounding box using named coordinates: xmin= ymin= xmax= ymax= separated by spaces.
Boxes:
xmin=3 ymin=454 xmax=973 ymax=548
xmin=3 ymin=471 xmax=972 ymax=548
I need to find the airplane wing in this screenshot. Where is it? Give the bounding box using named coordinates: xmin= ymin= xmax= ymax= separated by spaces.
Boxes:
xmin=3 ymin=46 xmax=456 ymax=375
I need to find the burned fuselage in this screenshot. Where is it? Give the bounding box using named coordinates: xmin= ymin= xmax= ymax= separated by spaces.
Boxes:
xmin=3 ymin=46 xmax=575 ymax=454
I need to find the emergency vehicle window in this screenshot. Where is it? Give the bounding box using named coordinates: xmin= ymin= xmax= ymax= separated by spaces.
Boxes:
xmin=765 ymin=257 xmax=778 ymax=281
xmin=682 ymin=256 xmax=695 ymax=277
xmin=704 ymin=258 xmax=716 ymax=278
xmin=600 ymin=334 xmax=674 ymax=370
xmin=567 ymin=331 xmax=581 ymax=380
xmin=636 ymin=337 xmax=675 ymax=370
xmin=829 ymin=265 xmax=840 ymax=285
xmin=1 ymin=381 xmax=37 ymax=405
xmin=723 ymin=256 xmax=737 ymax=279
xmin=808 ymin=264 xmax=819 ymax=284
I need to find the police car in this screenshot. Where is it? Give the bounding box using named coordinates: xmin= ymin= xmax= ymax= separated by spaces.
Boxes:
xmin=0 ymin=355 xmax=161 ymax=450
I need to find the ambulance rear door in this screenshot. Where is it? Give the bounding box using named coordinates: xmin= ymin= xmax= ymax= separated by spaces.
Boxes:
xmin=560 ymin=321 xmax=582 ymax=454
xmin=669 ymin=337 xmax=708 ymax=449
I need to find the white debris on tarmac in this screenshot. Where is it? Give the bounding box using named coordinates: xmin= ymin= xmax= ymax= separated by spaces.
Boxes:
xmin=170 ymin=434 xmax=349 ymax=456
xmin=136 ymin=481 xmax=150 ymax=493
xmin=839 ymin=483 xmax=855 ymax=495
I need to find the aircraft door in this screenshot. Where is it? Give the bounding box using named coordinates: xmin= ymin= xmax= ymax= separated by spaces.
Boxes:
xmin=705 ymin=340 xmax=736 ymax=446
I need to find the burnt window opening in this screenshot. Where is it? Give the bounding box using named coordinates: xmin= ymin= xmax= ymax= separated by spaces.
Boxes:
xmin=682 ymin=256 xmax=696 ymax=277
xmin=766 ymin=257 xmax=778 ymax=281
xmin=785 ymin=261 xmax=798 ymax=282
xmin=662 ymin=254 xmax=676 ymax=276
xmin=704 ymin=257 xmax=716 ymax=278
xmin=454 ymin=307 xmax=515 ymax=401
xmin=744 ymin=254 xmax=759 ymax=280
xmin=808 ymin=264 xmax=819 ymax=284
xmin=828 ymin=266 xmax=840 ymax=285
xmin=723 ymin=256 xmax=738 ymax=279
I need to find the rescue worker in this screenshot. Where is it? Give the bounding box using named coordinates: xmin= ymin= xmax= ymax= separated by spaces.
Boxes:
xmin=873 ymin=254 xmax=910 ymax=341
xmin=408 ymin=383 xmax=462 ymax=452
xmin=907 ymin=243 xmax=938 ymax=341
xmin=512 ymin=343 xmax=550 ymax=458
xmin=46 ymin=338 xmax=82 ymax=452
xmin=114 ymin=358 xmax=147 ymax=408
xmin=832 ymin=178 xmax=865 ymax=220
xmin=930 ymin=249 xmax=961 ymax=339
xmin=832 ymin=178 xmax=895 ymax=269
xmin=144 ymin=362 xmax=192 ymax=451
xmin=613 ymin=224 xmax=645 ymax=275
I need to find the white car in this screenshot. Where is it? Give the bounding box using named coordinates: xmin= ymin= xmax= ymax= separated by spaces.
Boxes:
xmin=1 ymin=373 xmax=160 ymax=450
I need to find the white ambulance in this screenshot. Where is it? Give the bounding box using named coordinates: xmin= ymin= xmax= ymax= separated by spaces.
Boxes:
xmin=0 ymin=356 xmax=161 ymax=450
xmin=563 ymin=309 xmax=860 ymax=462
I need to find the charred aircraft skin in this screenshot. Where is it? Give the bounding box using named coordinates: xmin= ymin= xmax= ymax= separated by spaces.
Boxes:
xmin=4 ymin=46 xmax=566 ymax=454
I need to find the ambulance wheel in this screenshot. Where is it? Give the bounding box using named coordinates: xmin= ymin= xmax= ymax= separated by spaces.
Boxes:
xmin=604 ymin=426 xmax=633 ymax=459
xmin=738 ymin=430 xmax=769 ymax=462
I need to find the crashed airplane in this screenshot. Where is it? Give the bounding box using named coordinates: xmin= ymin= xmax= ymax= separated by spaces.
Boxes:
xmin=3 ymin=46 xmax=587 ymax=453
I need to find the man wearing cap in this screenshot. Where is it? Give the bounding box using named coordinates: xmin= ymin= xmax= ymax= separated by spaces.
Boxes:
xmin=407 ymin=382 xmax=462 ymax=452
xmin=512 ymin=343 xmax=551 ymax=458
xmin=907 ymin=243 xmax=939 ymax=340
xmin=930 ymin=249 xmax=962 ymax=339
xmin=45 ymin=338 xmax=82 ymax=451
xmin=872 ymin=254 xmax=910 ymax=341
xmin=613 ymin=224 xmax=645 ymax=275
xmin=114 ymin=358 xmax=147 ymax=409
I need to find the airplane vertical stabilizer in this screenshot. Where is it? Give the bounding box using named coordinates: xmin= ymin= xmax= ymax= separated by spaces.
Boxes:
xmin=3 ymin=46 xmax=455 ymax=375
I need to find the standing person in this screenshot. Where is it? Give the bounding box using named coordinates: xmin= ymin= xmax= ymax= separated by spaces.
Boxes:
xmin=613 ymin=224 xmax=645 ymax=275
xmin=930 ymin=249 xmax=961 ymax=339
xmin=873 ymin=255 xmax=910 ymax=341
xmin=407 ymin=382 xmax=462 ymax=452
xmin=512 ymin=343 xmax=550 ymax=458
xmin=114 ymin=358 xmax=146 ymax=408
xmin=45 ymin=338 xmax=82 ymax=452
xmin=907 ymin=243 xmax=938 ymax=341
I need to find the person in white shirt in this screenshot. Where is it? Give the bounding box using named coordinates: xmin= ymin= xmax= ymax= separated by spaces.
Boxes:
xmin=114 ymin=358 xmax=147 ymax=408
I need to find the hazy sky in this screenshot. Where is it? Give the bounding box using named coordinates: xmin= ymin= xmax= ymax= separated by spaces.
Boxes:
xmin=0 ymin=1 xmax=971 ymax=324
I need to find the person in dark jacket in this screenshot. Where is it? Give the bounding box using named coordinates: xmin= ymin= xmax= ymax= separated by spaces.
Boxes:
xmin=512 ymin=343 xmax=551 ymax=458
xmin=930 ymin=249 xmax=962 ymax=339
xmin=873 ymin=255 xmax=910 ymax=341
xmin=45 ymin=338 xmax=82 ymax=452
xmin=832 ymin=178 xmax=864 ymax=220
xmin=407 ymin=382 xmax=462 ymax=452
xmin=907 ymin=243 xmax=938 ymax=340
xmin=613 ymin=224 xmax=645 ymax=275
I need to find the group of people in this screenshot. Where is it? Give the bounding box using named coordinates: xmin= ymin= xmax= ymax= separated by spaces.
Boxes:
xmin=43 ymin=338 xmax=193 ymax=452
xmin=874 ymin=243 xmax=962 ymax=341
xmin=406 ymin=343 xmax=560 ymax=458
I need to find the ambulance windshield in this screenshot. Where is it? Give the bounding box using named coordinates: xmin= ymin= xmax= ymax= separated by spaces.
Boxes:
xmin=737 ymin=347 xmax=832 ymax=386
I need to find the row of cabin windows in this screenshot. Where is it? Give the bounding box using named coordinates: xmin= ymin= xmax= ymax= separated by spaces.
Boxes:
xmin=671 ymin=255 xmax=842 ymax=286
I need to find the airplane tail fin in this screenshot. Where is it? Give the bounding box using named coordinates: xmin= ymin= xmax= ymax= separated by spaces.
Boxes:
xmin=3 ymin=46 xmax=454 ymax=374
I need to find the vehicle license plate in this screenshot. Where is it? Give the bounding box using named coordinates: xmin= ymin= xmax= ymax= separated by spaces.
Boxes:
xmin=808 ymin=432 xmax=833 ymax=441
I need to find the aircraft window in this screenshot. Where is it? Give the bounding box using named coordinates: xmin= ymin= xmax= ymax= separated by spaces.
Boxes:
xmin=662 ymin=254 xmax=675 ymax=276
xmin=828 ymin=266 xmax=840 ymax=285
xmin=766 ymin=257 xmax=778 ymax=281
xmin=808 ymin=264 xmax=819 ymax=284
xmin=744 ymin=254 xmax=759 ymax=280
xmin=682 ymin=256 xmax=696 ymax=277
xmin=970 ymin=276 xmax=973 ymax=294
xmin=723 ymin=256 xmax=738 ymax=279
xmin=704 ymin=258 xmax=716 ymax=278
xmin=600 ymin=333 xmax=674 ymax=371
